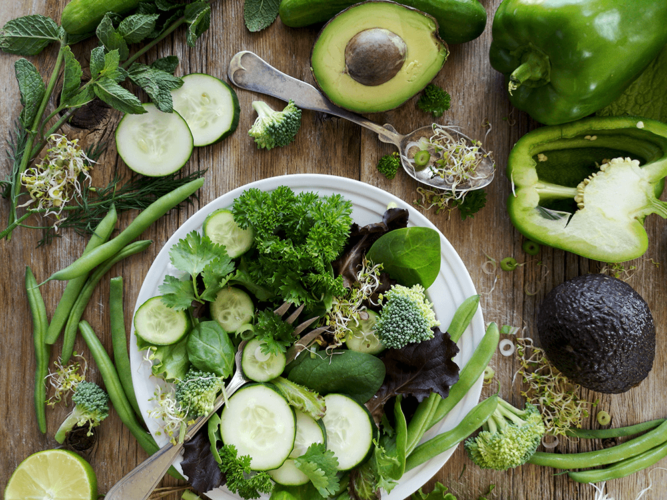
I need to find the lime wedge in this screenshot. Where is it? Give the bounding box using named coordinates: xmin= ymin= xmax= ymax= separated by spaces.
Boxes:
xmin=4 ymin=449 xmax=97 ymax=500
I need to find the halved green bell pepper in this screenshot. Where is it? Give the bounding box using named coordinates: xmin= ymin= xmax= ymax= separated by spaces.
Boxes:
xmin=508 ymin=117 xmax=667 ymax=262
xmin=489 ymin=0 xmax=667 ymax=125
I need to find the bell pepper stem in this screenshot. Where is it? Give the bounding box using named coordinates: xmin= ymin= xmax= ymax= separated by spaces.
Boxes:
xmin=509 ymin=51 xmax=550 ymax=95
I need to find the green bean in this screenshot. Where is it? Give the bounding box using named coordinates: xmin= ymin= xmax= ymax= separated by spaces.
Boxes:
xmin=110 ymin=276 xmax=141 ymax=418
xmin=427 ymin=323 xmax=500 ymax=431
xmin=447 ymin=295 xmax=480 ymax=343
xmin=45 ymin=205 xmax=117 ymax=345
xmin=49 ymin=178 xmax=203 ymax=282
xmin=568 ymin=440 xmax=667 ymax=484
xmin=25 ymin=266 xmax=50 ymax=434
xmin=529 ymin=419 xmax=667 ymax=469
xmin=406 ymin=395 xmax=498 ymax=471
xmin=566 ymin=419 xmax=665 ymax=439
xmin=406 ymin=392 xmax=440 ymax=456
xmin=78 ymin=320 xmax=183 ymax=480
xmin=61 ymin=240 xmax=152 ymax=363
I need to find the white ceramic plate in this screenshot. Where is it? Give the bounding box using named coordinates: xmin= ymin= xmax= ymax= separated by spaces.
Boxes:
xmin=130 ymin=174 xmax=485 ymax=500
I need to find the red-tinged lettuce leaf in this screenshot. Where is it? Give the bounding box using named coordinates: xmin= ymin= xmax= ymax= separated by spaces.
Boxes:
xmin=333 ymin=208 xmax=409 ymax=288
xmin=367 ymin=328 xmax=460 ymax=418
xmin=182 ymin=429 xmax=226 ymax=493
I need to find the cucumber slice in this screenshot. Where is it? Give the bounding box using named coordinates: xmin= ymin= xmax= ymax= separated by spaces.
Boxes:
xmin=269 ymin=411 xmax=326 ymax=486
xmin=344 ymin=310 xmax=385 ymax=355
xmin=115 ymin=103 xmax=193 ymax=177
xmin=322 ymin=394 xmax=375 ymax=471
xmin=203 ymin=209 xmax=254 ymax=258
xmin=220 ymin=383 xmax=296 ymax=471
xmin=171 ymin=73 xmax=240 ymax=146
xmin=133 ymin=296 xmax=191 ymax=345
xmin=211 ymin=287 xmax=254 ymax=333
xmin=242 ymin=338 xmax=287 ymax=382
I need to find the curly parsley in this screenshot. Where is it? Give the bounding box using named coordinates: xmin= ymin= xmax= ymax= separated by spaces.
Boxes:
xmin=219 ymin=445 xmax=273 ymax=499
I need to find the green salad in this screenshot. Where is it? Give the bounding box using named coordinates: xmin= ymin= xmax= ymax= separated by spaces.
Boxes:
xmin=135 ymin=185 xmax=472 ymax=500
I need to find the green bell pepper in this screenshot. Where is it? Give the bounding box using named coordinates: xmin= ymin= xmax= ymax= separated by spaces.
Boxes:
xmin=489 ymin=0 xmax=667 ymax=125
xmin=507 ymin=117 xmax=667 ymax=262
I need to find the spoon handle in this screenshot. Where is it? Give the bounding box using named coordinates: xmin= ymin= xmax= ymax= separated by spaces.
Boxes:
xmin=227 ymin=51 xmax=403 ymax=147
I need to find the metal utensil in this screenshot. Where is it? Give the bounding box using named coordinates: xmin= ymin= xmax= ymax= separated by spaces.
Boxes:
xmin=228 ymin=51 xmax=495 ymax=192
xmin=104 ymin=303 xmax=319 ymax=500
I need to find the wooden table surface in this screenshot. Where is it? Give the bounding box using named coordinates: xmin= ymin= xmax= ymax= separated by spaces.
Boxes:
xmin=2 ymin=1 xmax=666 ymax=499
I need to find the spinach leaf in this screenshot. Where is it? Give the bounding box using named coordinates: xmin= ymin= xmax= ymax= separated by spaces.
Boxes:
xmin=187 ymin=320 xmax=235 ymax=378
xmin=287 ymin=350 xmax=385 ymax=404
xmin=367 ymin=227 xmax=441 ymax=289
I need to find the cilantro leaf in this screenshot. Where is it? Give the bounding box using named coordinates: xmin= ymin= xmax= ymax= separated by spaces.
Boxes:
xmin=0 ymin=15 xmax=60 ymax=56
xmin=93 ymin=77 xmax=145 ymax=114
xmin=254 ymin=310 xmax=295 ymax=355
xmin=169 ymin=231 xmax=226 ymax=277
xmin=96 ymin=14 xmax=129 ymax=61
xmin=294 ymin=443 xmax=339 ymax=497
xmin=244 ymin=0 xmax=280 ymax=32
xmin=185 ymin=2 xmax=211 ymax=47
xmin=127 ymin=63 xmax=184 ymax=112
xmin=219 ymin=445 xmax=274 ymax=500
xmin=60 ymin=46 xmax=83 ymax=105
xmin=200 ymin=255 xmax=236 ymax=302
xmin=118 ymin=13 xmax=160 ymax=44
xmin=159 ymin=274 xmax=197 ymax=310
xmin=15 ymin=58 xmax=45 ymax=129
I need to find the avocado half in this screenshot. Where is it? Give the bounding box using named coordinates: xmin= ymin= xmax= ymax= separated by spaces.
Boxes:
xmin=537 ymin=274 xmax=655 ymax=394
xmin=311 ymin=1 xmax=449 ymax=113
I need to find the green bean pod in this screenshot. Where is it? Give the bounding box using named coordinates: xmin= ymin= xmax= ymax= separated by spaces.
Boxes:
xmin=406 ymin=395 xmax=499 ymax=471
xmin=405 ymin=392 xmax=441 ymax=456
xmin=61 ymin=240 xmax=152 ymax=363
xmin=447 ymin=295 xmax=480 ymax=343
xmin=78 ymin=320 xmax=182 ymax=480
xmin=45 ymin=205 xmax=117 ymax=345
xmin=566 ymin=419 xmax=665 ymax=439
xmin=49 ymin=178 xmax=203 ymax=282
xmin=25 ymin=266 xmax=50 ymax=434
xmin=427 ymin=322 xmax=500 ymax=431
xmin=568 ymin=440 xmax=667 ymax=484
xmin=110 ymin=276 xmax=141 ymax=418
xmin=529 ymin=419 xmax=667 ymax=469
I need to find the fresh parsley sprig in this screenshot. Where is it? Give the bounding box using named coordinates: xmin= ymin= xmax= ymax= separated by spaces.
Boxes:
xmin=253 ymin=310 xmax=295 ymax=355
xmin=219 ymin=444 xmax=274 ymax=500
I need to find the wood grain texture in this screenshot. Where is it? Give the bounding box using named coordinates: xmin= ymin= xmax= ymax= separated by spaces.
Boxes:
xmin=1 ymin=0 xmax=666 ymax=498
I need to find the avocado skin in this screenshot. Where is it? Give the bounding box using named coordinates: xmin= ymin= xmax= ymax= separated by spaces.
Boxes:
xmin=537 ymin=274 xmax=655 ymax=394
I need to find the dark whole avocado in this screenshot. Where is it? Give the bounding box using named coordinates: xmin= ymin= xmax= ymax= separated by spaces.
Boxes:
xmin=537 ymin=274 xmax=655 ymax=394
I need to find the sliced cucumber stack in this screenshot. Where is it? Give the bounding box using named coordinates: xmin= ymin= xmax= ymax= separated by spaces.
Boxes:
xmin=115 ymin=103 xmax=193 ymax=177
xmin=171 ymin=73 xmax=240 ymax=146
xmin=322 ymin=394 xmax=375 ymax=471
xmin=134 ymin=296 xmax=191 ymax=345
xmin=220 ymin=383 xmax=296 ymax=471
xmin=203 ymin=209 xmax=254 ymax=258
xmin=242 ymin=338 xmax=287 ymax=382
xmin=211 ymin=287 xmax=254 ymax=333
xmin=269 ymin=411 xmax=326 ymax=486
xmin=345 ymin=310 xmax=385 ymax=355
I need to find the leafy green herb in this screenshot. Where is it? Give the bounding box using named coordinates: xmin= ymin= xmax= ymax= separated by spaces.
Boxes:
xmin=452 ymin=189 xmax=486 ymax=220
xmin=186 ymin=321 xmax=235 ymax=378
xmin=127 ymin=62 xmax=183 ymax=112
xmin=0 ymin=15 xmax=60 ymax=56
xmin=15 ymin=58 xmax=45 ymax=129
xmin=151 ymin=55 xmax=179 ymax=74
xmin=60 ymin=46 xmax=83 ymax=105
xmin=185 ymin=2 xmax=211 ymax=47
xmin=219 ymin=444 xmax=274 ymax=500
xmin=118 ymin=13 xmax=160 ymax=44
xmin=377 ymin=152 xmax=401 ymax=180
xmin=244 ymin=0 xmax=280 ymax=32
xmin=94 ymin=76 xmax=145 ymax=113
xmin=417 ymin=84 xmax=451 ymax=118
xmin=294 ymin=443 xmax=340 ymax=497
xmin=270 ymin=377 xmax=326 ymax=420
xmin=96 ymin=14 xmax=130 ymax=61
xmin=411 ymin=483 xmax=457 ymax=500
xmin=254 ymin=310 xmax=295 ymax=355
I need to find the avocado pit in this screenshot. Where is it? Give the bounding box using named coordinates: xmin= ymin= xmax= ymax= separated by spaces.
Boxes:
xmin=344 ymin=28 xmax=407 ymax=86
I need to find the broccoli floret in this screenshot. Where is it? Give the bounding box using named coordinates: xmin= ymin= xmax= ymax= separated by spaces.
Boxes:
xmin=176 ymin=368 xmax=225 ymax=418
xmin=54 ymin=381 xmax=109 ymax=444
xmin=464 ymin=399 xmax=545 ymax=470
xmin=377 ymin=152 xmax=401 ymax=180
xmin=376 ymin=284 xmax=440 ymax=349
xmin=417 ymin=84 xmax=451 ymax=118
xmin=248 ymin=100 xmax=302 ymax=150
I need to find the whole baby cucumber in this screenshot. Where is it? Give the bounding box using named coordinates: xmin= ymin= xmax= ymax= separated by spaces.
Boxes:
xmin=62 ymin=0 xmax=142 ymax=35
xmin=279 ymin=0 xmax=487 ymax=44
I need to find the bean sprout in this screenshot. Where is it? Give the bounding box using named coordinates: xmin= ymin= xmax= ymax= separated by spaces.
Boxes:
xmin=147 ymin=384 xmax=187 ymax=445
xmin=46 ymin=354 xmax=87 ymax=406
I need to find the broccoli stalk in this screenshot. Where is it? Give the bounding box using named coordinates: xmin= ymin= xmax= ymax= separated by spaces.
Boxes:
xmin=248 ymin=100 xmax=302 ymax=150
xmin=54 ymin=381 xmax=109 ymax=444
xmin=377 ymin=152 xmax=401 ymax=180
xmin=464 ymin=398 xmax=545 ymax=470
xmin=176 ymin=368 xmax=225 ymax=418
xmin=417 ymin=84 xmax=451 ymax=118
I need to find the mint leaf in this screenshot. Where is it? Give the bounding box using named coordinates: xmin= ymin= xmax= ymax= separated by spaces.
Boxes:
xmin=150 ymin=10 xmax=184 ymax=39
xmin=151 ymin=56 xmax=179 ymax=74
xmin=60 ymin=46 xmax=83 ymax=106
xmin=15 ymin=59 xmax=45 ymax=129
xmin=156 ymin=0 xmax=186 ymax=11
xmin=64 ymin=86 xmax=95 ymax=108
xmin=294 ymin=444 xmax=339 ymax=497
xmin=244 ymin=0 xmax=280 ymax=32
xmin=185 ymin=2 xmax=211 ymax=47
xmin=159 ymin=274 xmax=197 ymax=310
xmin=138 ymin=2 xmax=159 ymax=14
xmin=0 ymin=15 xmax=60 ymax=55
xmin=66 ymin=32 xmax=94 ymax=45
xmin=118 ymin=13 xmax=160 ymax=44
xmin=201 ymin=255 xmax=236 ymax=302
xmin=90 ymin=46 xmax=106 ymax=78
xmin=96 ymin=14 xmax=129 ymax=61
xmin=128 ymin=63 xmax=183 ymax=112
xmin=93 ymin=77 xmax=145 ymax=114
xmin=100 ymin=49 xmax=127 ymax=83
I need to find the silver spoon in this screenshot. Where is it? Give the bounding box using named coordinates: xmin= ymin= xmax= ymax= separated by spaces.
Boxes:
xmin=228 ymin=51 xmax=495 ymax=192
